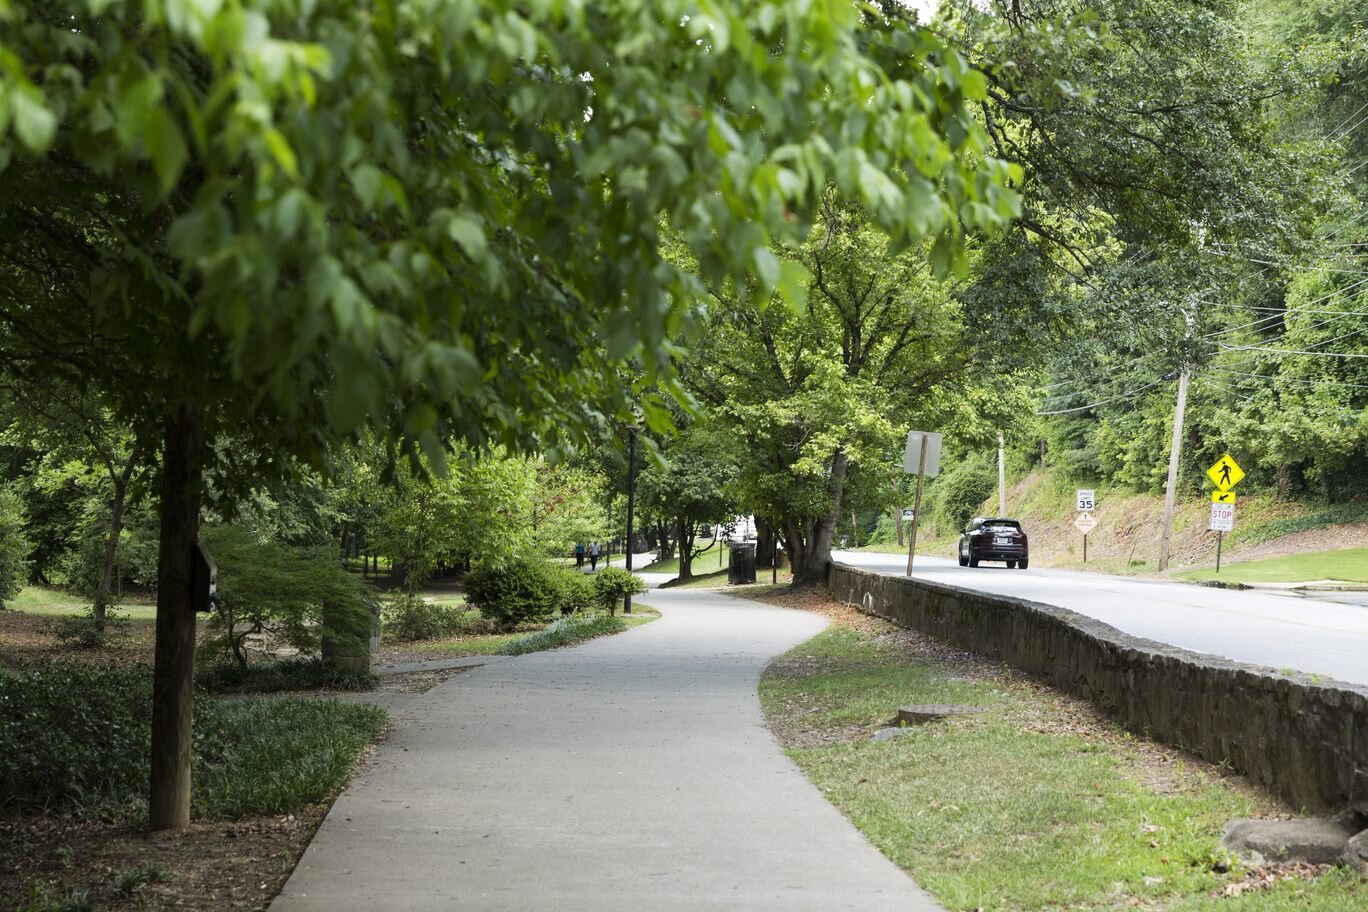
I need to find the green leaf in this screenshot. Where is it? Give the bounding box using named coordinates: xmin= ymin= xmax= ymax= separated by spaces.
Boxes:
xmin=11 ymin=86 xmax=56 ymax=152
xmin=145 ymin=109 xmax=188 ymax=195
xmin=262 ymin=128 xmax=298 ymax=179
xmin=775 ymin=259 xmax=811 ymax=313
xmin=447 ymin=211 xmax=487 ymax=261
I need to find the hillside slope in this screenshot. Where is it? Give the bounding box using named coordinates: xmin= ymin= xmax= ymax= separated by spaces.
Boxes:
xmin=920 ymin=470 xmax=1368 ymax=577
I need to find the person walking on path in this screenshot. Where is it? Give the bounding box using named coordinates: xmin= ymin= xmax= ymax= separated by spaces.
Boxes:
xmin=574 ymin=541 xmax=585 ymax=568
xmin=589 ymin=540 xmax=601 ymax=571
xmin=271 ymin=587 xmax=942 ymax=911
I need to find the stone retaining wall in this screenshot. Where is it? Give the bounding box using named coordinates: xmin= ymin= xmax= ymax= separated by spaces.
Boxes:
xmin=828 ymin=562 xmax=1368 ymax=812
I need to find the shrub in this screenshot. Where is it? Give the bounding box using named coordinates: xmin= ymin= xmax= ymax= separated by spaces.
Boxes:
xmin=0 ymin=488 xmax=30 ymax=608
xmin=547 ymin=567 xmax=595 ymax=616
xmin=197 ymin=525 xmax=377 ymax=669
xmin=52 ymin=610 xmax=131 ymax=649
xmin=498 ymin=613 xmax=626 ymax=655
xmin=591 ymin=566 xmax=647 ymax=615
xmin=465 ymin=558 xmax=558 ymax=630
xmin=382 ymin=594 xmax=478 ymax=641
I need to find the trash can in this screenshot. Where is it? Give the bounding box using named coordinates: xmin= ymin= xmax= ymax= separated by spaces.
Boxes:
xmin=728 ymin=542 xmax=757 ymax=585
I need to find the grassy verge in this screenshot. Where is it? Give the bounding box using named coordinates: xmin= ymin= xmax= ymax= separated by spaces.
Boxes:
xmin=9 ymin=585 xmax=156 ymax=620
xmin=197 ymin=656 xmax=379 ymax=694
xmin=758 ymin=598 xmax=1367 ymax=911
xmin=1177 ymin=548 xmax=1368 ymax=585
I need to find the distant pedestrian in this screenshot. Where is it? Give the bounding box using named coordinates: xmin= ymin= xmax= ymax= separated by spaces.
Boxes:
xmin=589 ymin=541 xmax=600 ymax=571
xmin=574 ymin=542 xmax=585 ymax=568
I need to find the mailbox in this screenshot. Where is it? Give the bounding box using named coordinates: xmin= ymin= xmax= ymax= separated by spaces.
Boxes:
xmin=193 ymin=543 xmax=218 ymax=613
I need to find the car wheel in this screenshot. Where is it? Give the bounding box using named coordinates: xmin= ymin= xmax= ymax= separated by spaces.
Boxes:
xmin=1019 ymin=559 xmax=1029 ymax=570
xmin=968 ymin=556 xmax=979 ymax=568
xmin=958 ymin=551 xmax=968 ymax=567
xmin=1006 ymin=560 xmax=1017 ymax=569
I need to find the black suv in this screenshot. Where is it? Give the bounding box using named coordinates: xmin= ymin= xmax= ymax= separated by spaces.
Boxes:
xmin=958 ymin=517 xmax=1029 ymax=569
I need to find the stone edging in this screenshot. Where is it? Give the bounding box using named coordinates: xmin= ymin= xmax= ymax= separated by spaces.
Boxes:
xmin=828 ymin=561 xmax=1368 ymax=812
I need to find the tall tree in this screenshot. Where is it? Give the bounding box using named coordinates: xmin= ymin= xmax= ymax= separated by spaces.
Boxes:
xmin=685 ymin=195 xmax=1027 ymax=585
xmin=0 ymin=1 xmax=1014 ymax=827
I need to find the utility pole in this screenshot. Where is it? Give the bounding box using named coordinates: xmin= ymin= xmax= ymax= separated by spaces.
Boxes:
xmin=1158 ymin=305 xmax=1195 ymax=573
xmin=1157 ymin=368 xmax=1189 ymax=572
xmin=997 ymin=432 xmax=1007 ymax=516
xmin=623 ymin=426 xmax=637 ymax=614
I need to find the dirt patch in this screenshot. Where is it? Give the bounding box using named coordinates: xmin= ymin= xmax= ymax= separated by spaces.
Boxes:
xmin=0 ymin=609 xmax=156 ymax=670
xmin=1 ymin=806 xmax=328 ymax=911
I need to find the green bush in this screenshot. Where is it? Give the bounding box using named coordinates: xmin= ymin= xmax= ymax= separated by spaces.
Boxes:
xmin=0 ymin=488 xmax=30 ymax=608
xmin=52 ymin=610 xmax=131 ymax=649
xmin=198 ymin=525 xmax=377 ymax=669
xmin=548 ymin=567 xmax=596 ymax=616
xmin=498 ymin=613 xmax=626 ymax=655
xmin=465 ymin=558 xmax=557 ymax=630
xmin=591 ymin=566 xmax=647 ymax=615
xmin=382 ymin=594 xmax=476 ymax=641
xmin=0 ymin=661 xmax=385 ymax=818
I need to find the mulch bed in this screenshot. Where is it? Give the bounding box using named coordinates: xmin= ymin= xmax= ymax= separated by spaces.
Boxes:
xmin=1 ymin=804 xmax=331 ymax=911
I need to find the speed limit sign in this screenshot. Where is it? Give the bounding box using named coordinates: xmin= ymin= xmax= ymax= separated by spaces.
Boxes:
xmin=1076 ymin=489 xmax=1095 ymax=512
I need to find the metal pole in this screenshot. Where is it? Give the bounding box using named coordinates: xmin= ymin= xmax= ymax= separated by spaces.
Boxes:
xmin=1216 ymin=531 xmax=1223 ymax=573
xmin=772 ymin=534 xmax=778 ymax=585
xmin=624 ymin=427 xmax=636 ymax=614
xmin=906 ymin=433 xmax=928 ymax=575
xmin=1157 ymin=368 xmax=1189 ymax=572
xmin=1083 ymin=533 xmax=1087 ymax=564
xmin=998 ymin=432 xmax=1007 ymax=515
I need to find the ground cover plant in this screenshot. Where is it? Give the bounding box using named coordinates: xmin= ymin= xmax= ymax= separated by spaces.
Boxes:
xmin=498 ymin=613 xmax=628 ymax=656
xmin=1 ymin=660 xmax=386 ymax=908
xmin=754 ymin=589 xmax=1368 ymax=911
xmin=1 ymin=662 xmax=384 ymax=817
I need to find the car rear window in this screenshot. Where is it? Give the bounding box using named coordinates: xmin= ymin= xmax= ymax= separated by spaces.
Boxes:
xmin=984 ymin=520 xmax=1022 ymax=531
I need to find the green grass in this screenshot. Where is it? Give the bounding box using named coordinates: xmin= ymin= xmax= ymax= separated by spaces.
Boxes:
xmin=8 ymin=585 xmax=156 ymax=620
xmin=1177 ymin=548 xmax=1368 ymax=584
xmin=195 ymin=697 xmax=386 ymax=818
xmin=760 ymin=625 xmax=1367 ymax=911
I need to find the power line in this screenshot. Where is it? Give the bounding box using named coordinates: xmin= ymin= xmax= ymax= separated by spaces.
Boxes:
xmin=1211 ymin=367 xmax=1368 ymax=390
xmin=1216 ymin=341 xmax=1368 ymax=359
xmin=1035 ymin=376 xmax=1170 ymax=415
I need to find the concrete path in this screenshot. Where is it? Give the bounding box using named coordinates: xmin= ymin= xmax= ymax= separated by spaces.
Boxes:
xmin=272 ymin=588 xmax=940 ymax=911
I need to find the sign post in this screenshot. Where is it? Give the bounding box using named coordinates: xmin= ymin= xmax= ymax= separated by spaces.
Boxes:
xmin=903 ymin=431 xmax=942 ymax=575
xmin=1205 ymin=454 xmax=1244 ymax=574
xmin=1073 ymin=511 xmax=1097 ymax=563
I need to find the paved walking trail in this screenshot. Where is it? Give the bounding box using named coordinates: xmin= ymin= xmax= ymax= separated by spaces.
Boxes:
xmin=273 ymin=587 xmax=940 ymax=911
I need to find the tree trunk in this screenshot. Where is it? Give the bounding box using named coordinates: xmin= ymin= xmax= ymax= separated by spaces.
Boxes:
xmin=676 ymin=516 xmax=694 ymax=580
xmin=149 ymin=404 xmax=205 ymax=832
xmin=892 ymin=474 xmax=904 ymax=547
xmin=94 ymin=449 xmax=141 ymax=627
xmin=755 ymin=517 xmax=774 ymax=569
xmin=791 ymin=451 xmax=848 ymax=587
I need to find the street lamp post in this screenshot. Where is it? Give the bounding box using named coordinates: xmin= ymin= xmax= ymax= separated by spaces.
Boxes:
xmin=624 ymin=426 xmax=637 ymax=614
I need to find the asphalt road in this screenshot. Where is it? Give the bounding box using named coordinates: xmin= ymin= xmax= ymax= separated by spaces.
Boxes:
xmin=833 ymin=550 xmax=1368 ymax=688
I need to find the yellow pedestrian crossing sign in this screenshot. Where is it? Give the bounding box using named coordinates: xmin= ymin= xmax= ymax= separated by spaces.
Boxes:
xmin=1211 ymin=490 xmax=1235 ymax=504
xmin=1206 ymin=453 xmax=1245 ymax=492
